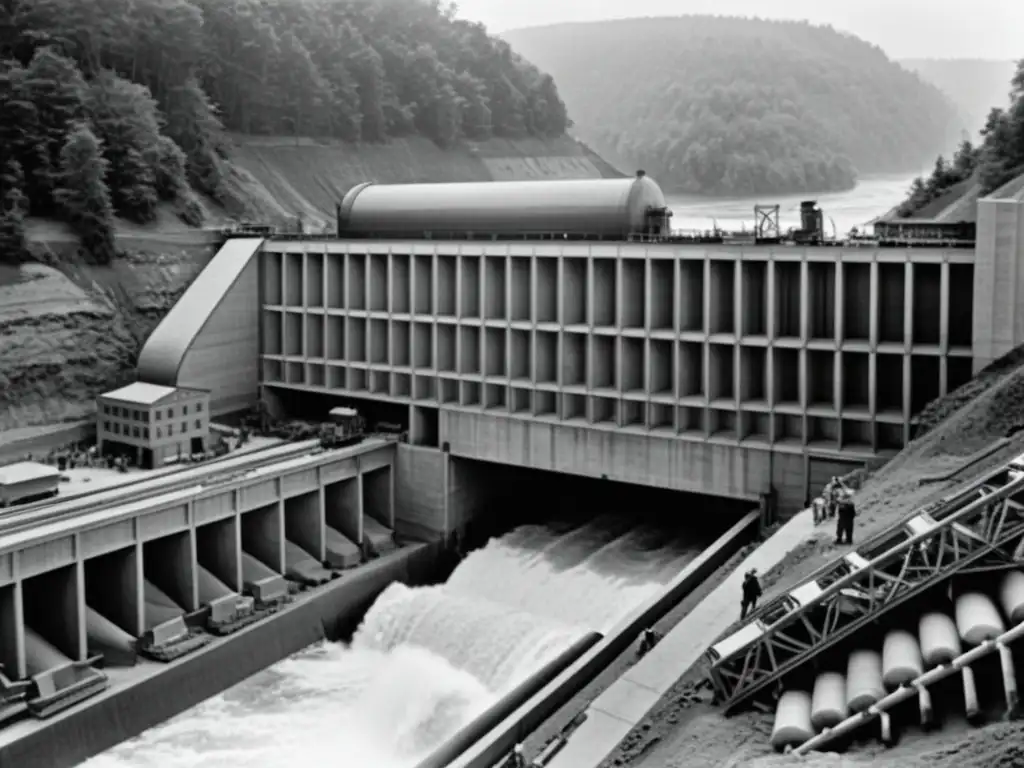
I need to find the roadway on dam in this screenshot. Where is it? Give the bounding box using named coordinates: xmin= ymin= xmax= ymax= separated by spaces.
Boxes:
xmin=82 ymin=484 xmax=740 ymax=768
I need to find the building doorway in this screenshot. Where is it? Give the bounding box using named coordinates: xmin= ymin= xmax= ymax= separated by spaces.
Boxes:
xmin=191 ymin=437 xmax=204 ymax=456
xmin=141 ymin=447 xmax=155 ymax=470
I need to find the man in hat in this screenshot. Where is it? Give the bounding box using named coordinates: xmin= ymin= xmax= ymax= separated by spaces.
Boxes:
xmin=741 ymin=568 xmax=762 ymax=619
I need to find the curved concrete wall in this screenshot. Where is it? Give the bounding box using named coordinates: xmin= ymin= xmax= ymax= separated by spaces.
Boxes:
xmin=137 ymin=238 xmax=264 ymax=415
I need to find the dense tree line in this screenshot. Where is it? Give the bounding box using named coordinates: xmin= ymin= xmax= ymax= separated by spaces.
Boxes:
xmin=0 ymin=0 xmax=570 ymax=264
xmin=504 ymin=17 xmax=962 ymax=197
xmin=899 ymin=60 xmax=1024 ymax=216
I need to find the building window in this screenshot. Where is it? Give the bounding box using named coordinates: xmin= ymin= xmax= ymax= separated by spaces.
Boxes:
xmin=168 ymin=425 xmax=174 ymax=436
xmin=195 ymin=419 xmax=202 ymax=430
xmin=132 ymin=427 xmax=139 ymax=438
xmin=183 ymin=405 xmax=188 ymax=415
xmin=103 ymin=405 xmax=110 ymax=415
xmin=103 ymin=421 xmax=110 ymax=431
xmin=157 ymin=428 xmax=162 ymax=438
xmin=181 ymin=421 xmax=188 ymax=434
xmin=112 ymin=423 xmax=120 ymax=434
xmin=196 ymin=402 xmax=203 ymax=413
xmin=156 ymin=410 xmax=162 ymax=420
xmin=132 ymin=410 xmax=139 ymax=421
xmin=143 ymin=428 xmax=149 ymax=439
xmin=167 ymin=407 xmax=174 ymax=418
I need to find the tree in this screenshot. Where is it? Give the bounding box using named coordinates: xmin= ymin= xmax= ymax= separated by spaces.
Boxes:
xmin=0 ymin=158 xmax=30 ymax=265
xmin=54 ymin=122 xmax=116 ymax=264
xmin=20 ymin=47 xmax=89 ymax=212
xmin=85 ymin=71 xmax=167 ymax=222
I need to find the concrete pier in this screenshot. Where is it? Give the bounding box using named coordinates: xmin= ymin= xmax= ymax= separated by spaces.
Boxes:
xmin=0 ymin=440 xmax=397 ymax=682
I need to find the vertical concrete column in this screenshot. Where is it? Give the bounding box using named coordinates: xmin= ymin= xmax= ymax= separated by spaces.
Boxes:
xmin=734 ymin=255 xmax=743 ymax=412
xmin=432 ymin=252 xmax=440 ymax=315
xmin=281 ymin=249 xmax=288 ymax=309
xmin=868 ymin=259 xmax=880 ymax=347
xmin=799 ymin=258 xmax=810 ymax=340
xmin=835 ymin=259 xmax=845 ymax=344
xmin=7 ymin=578 xmax=27 ymax=679
xmin=442 ymin=451 xmax=451 ymax=535
xmin=766 ymin=259 xmax=776 ymax=433
xmin=133 ymin=538 xmax=145 ymax=636
xmin=74 ymin=555 xmax=87 ymax=660
xmin=702 ymin=257 xmax=712 ymax=436
xmin=939 ymin=259 xmax=951 ymax=395
xmin=505 ymin=256 xmax=513 ymax=390
xmin=301 ymin=253 xmax=309 ymax=357
xmin=276 ymin=493 xmax=287 ymax=573
xmin=455 ymin=254 xmax=464 ymax=320
xmin=188 ymin=507 xmax=200 ymax=611
xmin=903 ymin=261 xmax=915 ymax=441
xmin=233 ymin=491 xmax=243 ymax=590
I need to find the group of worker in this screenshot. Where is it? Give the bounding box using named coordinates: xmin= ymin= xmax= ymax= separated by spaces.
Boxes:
xmin=813 ymin=475 xmax=857 ymax=546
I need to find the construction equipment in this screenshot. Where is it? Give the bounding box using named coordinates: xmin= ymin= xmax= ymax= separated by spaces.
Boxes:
xmin=320 ymin=407 xmax=366 ymax=449
xmin=706 ymin=452 xmax=1024 ymax=713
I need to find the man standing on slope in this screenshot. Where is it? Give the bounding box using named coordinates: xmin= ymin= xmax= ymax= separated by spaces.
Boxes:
xmin=741 ymin=568 xmax=762 ymax=619
xmin=835 ymin=492 xmax=857 ymax=546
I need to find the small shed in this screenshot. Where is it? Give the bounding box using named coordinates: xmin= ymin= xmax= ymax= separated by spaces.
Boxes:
xmin=0 ymin=461 xmax=62 ymax=507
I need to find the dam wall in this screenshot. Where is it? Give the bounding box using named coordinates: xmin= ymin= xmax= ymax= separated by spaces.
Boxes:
xmin=137 ymin=236 xmax=986 ymax=515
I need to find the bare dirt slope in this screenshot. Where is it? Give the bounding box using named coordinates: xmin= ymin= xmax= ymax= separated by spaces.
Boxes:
xmin=0 ymin=134 xmax=621 ymax=438
xmin=229 ymin=134 xmax=620 ymax=227
xmin=606 ymin=350 xmax=1024 ymax=768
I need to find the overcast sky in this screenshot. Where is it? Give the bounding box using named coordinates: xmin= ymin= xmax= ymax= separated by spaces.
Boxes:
xmin=454 ymin=0 xmax=1021 ymax=60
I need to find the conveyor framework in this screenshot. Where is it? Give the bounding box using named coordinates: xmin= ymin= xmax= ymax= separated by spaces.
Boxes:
xmin=706 ymin=452 xmax=1024 ymax=712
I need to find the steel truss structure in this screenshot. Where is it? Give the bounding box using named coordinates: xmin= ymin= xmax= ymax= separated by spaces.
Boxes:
xmin=706 ymin=453 xmax=1024 ymax=713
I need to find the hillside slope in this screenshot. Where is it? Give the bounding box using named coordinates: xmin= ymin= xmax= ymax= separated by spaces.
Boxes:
xmin=503 ymin=17 xmax=961 ymax=196
xmin=229 ymin=134 xmax=620 ymax=227
xmin=0 ymin=134 xmax=620 ymax=435
xmin=902 ymin=58 xmax=1016 ymax=137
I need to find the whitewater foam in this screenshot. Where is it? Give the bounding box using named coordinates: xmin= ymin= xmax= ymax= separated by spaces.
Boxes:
xmin=84 ymin=516 xmax=702 ymax=768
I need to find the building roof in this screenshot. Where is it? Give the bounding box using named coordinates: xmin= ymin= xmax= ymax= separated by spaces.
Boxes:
xmin=102 ymin=381 xmax=179 ymax=405
xmin=137 ymin=237 xmax=264 ymax=387
xmin=337 ymin=175 xmax=668 ymax=238
xmin=0 ymin=461 xmax=61 ymax=486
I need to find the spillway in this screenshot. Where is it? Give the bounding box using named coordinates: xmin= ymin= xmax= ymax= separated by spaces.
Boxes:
xmin=82 ymin=514 xmax=709 ymax=768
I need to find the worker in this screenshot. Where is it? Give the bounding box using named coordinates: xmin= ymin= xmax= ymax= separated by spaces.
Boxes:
xmin=637 ymin=627 xmax=661 ymax=658
xmin=836 ymin=494 xmax=857 ymax=545
xmin=741 ymin=568 xmax=762 ymax=619
xmin=510 ymin=743 xmax=526 ymax=768
xmin=811 ymin=496 xmax=826 ymax=525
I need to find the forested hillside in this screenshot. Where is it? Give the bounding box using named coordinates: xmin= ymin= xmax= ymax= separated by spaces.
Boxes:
xmin=503 ymin=17 xmax=962 ymax=197
xmin=0 ymin=0 xmax=570 ymax=265
xmin=902 ymin=59 xmax=1016 ymax=138
xmin=898 ymin=61 xmax=1024 ymax=217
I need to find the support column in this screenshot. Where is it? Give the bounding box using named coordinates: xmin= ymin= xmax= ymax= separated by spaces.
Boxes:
xmin=939 ymin=259 xmax=951 ymax=395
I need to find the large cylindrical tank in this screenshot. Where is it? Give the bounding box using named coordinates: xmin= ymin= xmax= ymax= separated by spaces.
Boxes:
xmin=998 ymin=570 xmax=1024 ymax=625
xmin=919 ymin=612 xmax=961 ymax=667
xmin=770 ymin=690 xmax=814 ymax=751
xmin=337 ymin=174 xmax=668 ymax=239
xmin=955 ymin=592 xmax=1005 ymax=645
xmin=845 ymin=649 xmax=885 ymax=713
xmin=810 ymin=672 xmax=848 ymax=731
xmin=882 ymin=629 xmax=923 ymax=689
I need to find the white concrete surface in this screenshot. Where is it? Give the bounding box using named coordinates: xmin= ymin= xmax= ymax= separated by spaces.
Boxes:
xmin=546 ymin=508 xmax=817 ymax=768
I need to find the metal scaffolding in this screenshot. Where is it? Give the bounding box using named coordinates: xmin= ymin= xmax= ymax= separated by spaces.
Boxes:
xmin=706 ymin=453 xmax=1024 ymax=713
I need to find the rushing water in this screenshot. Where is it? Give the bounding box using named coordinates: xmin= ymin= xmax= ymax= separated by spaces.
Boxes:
xmin=84 ymin=515 xmax=704 ymax=768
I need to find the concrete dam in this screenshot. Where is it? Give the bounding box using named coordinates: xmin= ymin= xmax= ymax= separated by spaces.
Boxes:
xmin=7 ymin=173 xmax=1024 ymax=767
